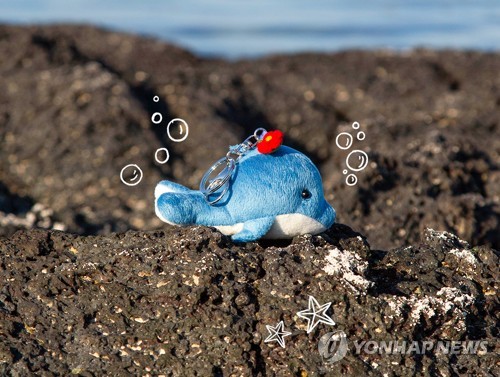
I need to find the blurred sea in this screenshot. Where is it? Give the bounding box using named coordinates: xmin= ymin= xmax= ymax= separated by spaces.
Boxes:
xmin=1 ymin=0 xmax=499 ymax=58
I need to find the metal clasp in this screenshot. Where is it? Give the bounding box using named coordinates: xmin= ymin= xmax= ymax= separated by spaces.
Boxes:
xmin=199 ymin=128 xmax=267 ymax=205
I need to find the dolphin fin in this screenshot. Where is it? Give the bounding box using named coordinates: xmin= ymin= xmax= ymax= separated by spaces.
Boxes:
xmin=232 ymin=216 xmax=275 ymax=243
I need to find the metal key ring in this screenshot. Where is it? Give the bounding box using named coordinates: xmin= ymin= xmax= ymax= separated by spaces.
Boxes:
xmin=254 ymin=128 xmax=267 ymax=140
xmin=206 ymin=181 xmax=230 ymax=205
xmin=199 ymin=157 xmax=236 ymax=204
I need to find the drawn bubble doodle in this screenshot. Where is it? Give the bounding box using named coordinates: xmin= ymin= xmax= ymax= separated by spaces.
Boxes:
xmin=151 ymin=112 xmax=163 ymax=124
xmin=155 ymin=147 xmax=170 ymax=164
xmin=334 ymin=121 xmax=370 ymax=186
xmin=167 ymin=118 xmax=189 ymax=142
xmin=120 ymin=164 xmax=143 ymax=186
xmin=345 ymin=174 xmax=358 ymax=186
xmin=335 ymin=132 xmax=353 ymax=150
xmin=346 ymin=149 xmax=369 ymax=172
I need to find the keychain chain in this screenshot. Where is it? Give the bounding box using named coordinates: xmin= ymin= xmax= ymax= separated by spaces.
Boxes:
xmin=200 ymin=128 xmax=267 ymax=205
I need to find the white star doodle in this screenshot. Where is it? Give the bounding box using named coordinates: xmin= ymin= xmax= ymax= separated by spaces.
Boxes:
xmin=264 ymin=320 xmax=292 ymax=348
xmin=297 ymin=295 xmax=336 ymax=333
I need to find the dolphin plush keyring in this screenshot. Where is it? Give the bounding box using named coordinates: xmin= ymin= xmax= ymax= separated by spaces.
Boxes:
xmin=154 ymin=128 xmax=336 ymax=242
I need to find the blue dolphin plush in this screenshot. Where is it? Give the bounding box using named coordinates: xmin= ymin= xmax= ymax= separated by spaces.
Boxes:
xmin=155 ymin=140 xmax=335 ymax=243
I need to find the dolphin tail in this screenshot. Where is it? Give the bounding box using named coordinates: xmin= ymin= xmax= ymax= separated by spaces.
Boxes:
xmin=155 ymin=192 xmax=200 ymax=226
xmin=155 ymin=180 xmax=193 ymax=198
xmin=154 ymin=180 xmax=231 ymax=227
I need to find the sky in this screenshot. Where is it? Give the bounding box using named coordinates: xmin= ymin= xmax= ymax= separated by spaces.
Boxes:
xmin=1 ymin=0 xmax=499 ymax=58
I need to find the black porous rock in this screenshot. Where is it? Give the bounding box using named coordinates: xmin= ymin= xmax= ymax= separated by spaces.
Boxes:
xmin=0 ymin=225 xmax=497 ymax=376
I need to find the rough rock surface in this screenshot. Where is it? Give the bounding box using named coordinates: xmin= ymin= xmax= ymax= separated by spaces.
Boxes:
xmin=0 ymin=226 xmax=498 ymax=376
xmin=0 ymin=24 xmax=498 ymax=250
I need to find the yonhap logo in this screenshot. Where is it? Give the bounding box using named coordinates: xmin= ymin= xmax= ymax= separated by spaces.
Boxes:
xmin=318 ymin=330 xmax=348 ymax=363
xmin=317 ymin=332 xmax=488 ymax=365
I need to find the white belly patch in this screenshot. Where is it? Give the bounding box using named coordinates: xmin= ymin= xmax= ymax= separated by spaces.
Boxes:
xmin=215 ymin=223 xmax=244 ymax=235
xmin=215 ymin=213 xmax=326 ymax=239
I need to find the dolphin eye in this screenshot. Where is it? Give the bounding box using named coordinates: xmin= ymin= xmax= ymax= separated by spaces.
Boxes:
xmin=301 ymin=189 xmax=312 ymax=199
